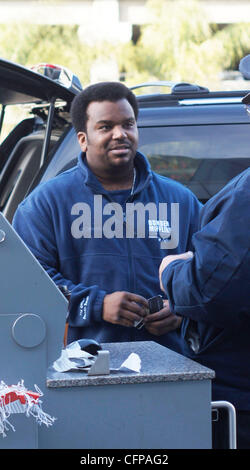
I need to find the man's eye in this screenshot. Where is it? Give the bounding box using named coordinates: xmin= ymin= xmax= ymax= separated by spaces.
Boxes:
xmin=125 ymin=121 xmax=135 ymax=128
xmin=100 ymin=125 xmax=111 ymax=131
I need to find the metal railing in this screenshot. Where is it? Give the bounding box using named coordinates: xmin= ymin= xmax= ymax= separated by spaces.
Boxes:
xmin=211 ymin=400 xmax=237 ymax=449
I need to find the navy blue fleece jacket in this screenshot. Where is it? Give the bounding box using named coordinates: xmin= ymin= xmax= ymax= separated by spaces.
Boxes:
xmin=13 ymin=151 xmax=201 ymax=352
xmin=161 ymin=168 xmax=250 ymax=409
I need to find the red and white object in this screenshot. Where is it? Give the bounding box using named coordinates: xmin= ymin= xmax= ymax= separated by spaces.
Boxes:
xmin=0 ymin=380 xmax=56 ymax=437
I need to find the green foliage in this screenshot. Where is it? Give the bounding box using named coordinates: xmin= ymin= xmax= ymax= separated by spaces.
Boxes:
xmin=121 ymin=0 xmax=222 ymax=86
xmin=118 ymin=0 xmax=250 ymax=89
xmin=212 ymin=23 xmax=250 ymax=71
xmin=0 ymin=23 xmax=118 ymax=86
xmin=0 ymin=1 xmax=249 ymax=90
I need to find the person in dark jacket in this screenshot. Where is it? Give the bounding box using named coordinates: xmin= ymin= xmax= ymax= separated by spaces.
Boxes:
xmin=12 ymin=81 xmax=201 ymax=353
xmin=159 ymin=146 xmax=250 ymax=447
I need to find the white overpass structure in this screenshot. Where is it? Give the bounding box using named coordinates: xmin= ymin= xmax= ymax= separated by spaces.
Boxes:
xmin=0 ymin=0 xmax=250 ymax=44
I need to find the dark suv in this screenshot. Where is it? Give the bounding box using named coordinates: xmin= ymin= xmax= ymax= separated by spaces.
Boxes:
xmin=0 ymin=58 xmax=249 ymax=223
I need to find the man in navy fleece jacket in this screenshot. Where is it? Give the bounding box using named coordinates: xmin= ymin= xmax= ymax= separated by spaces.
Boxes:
xmin=159 ymin=161 xmax=250 ymax=448
xmin=13 ymin=81 xmax=201 ymax=353
xmin=159 ymin=88 xmax=250 ymax=448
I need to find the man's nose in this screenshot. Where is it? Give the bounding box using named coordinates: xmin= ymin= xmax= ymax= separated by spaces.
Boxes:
xmin=112 ymin=125 xmax=127 ymax=139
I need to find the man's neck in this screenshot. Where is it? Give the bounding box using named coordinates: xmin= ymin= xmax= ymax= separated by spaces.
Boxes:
xmin=86 ymin=160 xmax=135 ymax=191
xmin=97 ymin=169 xmax=135 ymax=191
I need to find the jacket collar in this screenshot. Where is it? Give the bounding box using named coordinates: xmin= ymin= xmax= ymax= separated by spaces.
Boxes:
xmin=77 ymin=151 xmax=152 ymax=195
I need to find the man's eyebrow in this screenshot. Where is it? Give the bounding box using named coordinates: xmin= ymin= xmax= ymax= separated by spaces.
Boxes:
xmin=96 ymin=120 xmax=113 ymax=125
xmin=96 ymin=117 xmax=136 ymax=125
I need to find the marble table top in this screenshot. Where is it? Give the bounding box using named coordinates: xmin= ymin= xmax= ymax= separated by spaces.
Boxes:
xmin=47 ymin=341 xmax=215 ymax=388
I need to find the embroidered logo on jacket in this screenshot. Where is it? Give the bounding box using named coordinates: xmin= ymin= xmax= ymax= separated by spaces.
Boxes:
xmin=79 ymin=296 xmax=89 ymax=320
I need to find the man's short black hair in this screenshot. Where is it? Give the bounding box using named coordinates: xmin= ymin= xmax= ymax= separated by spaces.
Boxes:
xmin=70 ymin=81 xmax=138 ymax=133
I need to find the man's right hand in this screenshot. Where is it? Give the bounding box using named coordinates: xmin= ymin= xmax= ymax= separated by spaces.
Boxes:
xmin=102 ymin=291 xmax=148 ymax=327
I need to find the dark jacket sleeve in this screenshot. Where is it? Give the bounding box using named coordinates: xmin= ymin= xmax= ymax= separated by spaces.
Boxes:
xmin=12 ymin=198 xmax=106 ymax=328
xmin=161 ymin=170 xmax=250 ymax=328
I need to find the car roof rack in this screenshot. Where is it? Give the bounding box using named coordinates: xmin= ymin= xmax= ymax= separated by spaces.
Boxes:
xmin=131 ymin=81 xmax=250 ymax=107
xmin=131 ymin=81 xmax=177 ymax=91
xmin=171 ymin=82 xmax=209 ymax=94
xmin=131 ymin=81 xmax=211 ymax=105
xmin=131 ymin=81 xmax=209 ymax=95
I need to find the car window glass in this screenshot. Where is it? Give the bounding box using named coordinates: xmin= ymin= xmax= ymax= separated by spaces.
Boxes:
xmin=139 ymin=124 xmax=250 ymax=201
xmin=40 ymin=123 xmax=250 ymax=203
xmin=40 ymin=128 xmax=79 ymax=183
xmin=0 ymin=104 xmax=32 ymax=144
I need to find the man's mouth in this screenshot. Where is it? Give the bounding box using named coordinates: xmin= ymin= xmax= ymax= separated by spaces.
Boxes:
xmin=108 ymin=144 xmax=131 ymax=155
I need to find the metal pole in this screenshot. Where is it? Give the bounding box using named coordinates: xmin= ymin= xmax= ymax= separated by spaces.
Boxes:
xmin=40 ymin=98 xmax=55 ymax=169
xmin=0 ymin=105 xmax=6 ymax=137
xmin=211 ymin=400 xmax=237 ymax=449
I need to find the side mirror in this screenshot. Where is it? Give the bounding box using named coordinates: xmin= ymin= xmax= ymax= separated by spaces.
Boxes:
xmin=239 ymin=54 xmax=250 ymax=80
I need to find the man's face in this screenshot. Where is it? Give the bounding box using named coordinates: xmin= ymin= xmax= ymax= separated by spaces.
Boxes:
xmin=77 ymin=99 xmax=138 ymax=175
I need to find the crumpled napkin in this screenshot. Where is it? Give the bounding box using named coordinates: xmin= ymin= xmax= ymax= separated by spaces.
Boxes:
xmin=52 ymin=342 xmax=141 ymax=374
xmin=112 ymin=352 xmax=141 ymax=373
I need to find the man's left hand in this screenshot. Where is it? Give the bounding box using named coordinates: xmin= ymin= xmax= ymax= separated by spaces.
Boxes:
xmin=159 ymin=251 xmax=193 ymax=291
xmin=143 ymin=300 xmax=182 ymax=336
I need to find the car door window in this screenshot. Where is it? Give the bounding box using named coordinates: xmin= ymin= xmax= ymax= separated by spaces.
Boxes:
xmin=138 ymin=124 xmax=250 ymax=201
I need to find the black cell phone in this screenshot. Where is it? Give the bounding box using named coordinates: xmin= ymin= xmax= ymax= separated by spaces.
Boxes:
xmin=135 ymin=295 xmax=164 ymax=329
xmin=148 ymin=295 xmax=164 ymax=314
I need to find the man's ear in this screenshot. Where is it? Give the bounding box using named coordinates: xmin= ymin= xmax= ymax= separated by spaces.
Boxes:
xmin=77 ymin=132 xmax=88 ymax=152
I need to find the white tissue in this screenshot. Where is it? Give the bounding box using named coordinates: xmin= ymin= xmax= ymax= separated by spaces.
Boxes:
xmin=52 ymin=344 xmax=141 ymax=375
xmin=119 ymin=353 xmax=141 ymax=373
